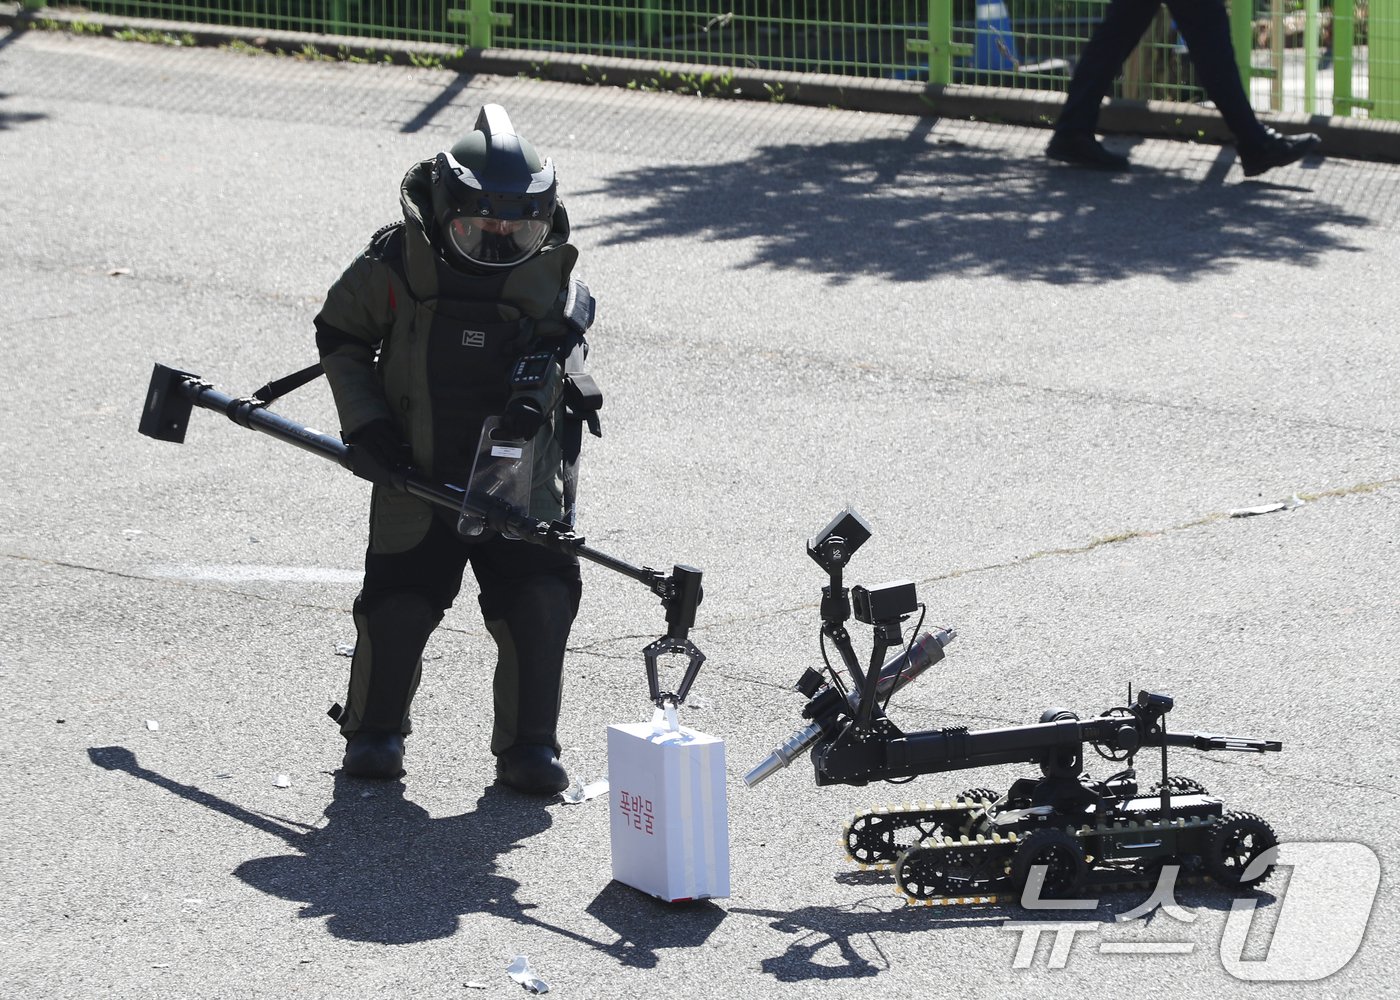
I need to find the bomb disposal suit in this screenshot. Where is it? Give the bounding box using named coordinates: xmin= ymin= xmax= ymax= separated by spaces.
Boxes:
xmin=314 ymin=105 xmax=600 ymax=793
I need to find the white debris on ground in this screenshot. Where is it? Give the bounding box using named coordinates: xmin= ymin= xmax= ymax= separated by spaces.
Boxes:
xmin=506 ymin=955 xmax=549 ymax=994
xmin=1229 ymin=494 xmax=1306 ymax=517
xmin=560 ymin=778 xmax=609 ymax=804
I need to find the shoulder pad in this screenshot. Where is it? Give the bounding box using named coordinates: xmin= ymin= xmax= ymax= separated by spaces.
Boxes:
xmin=562 ymin=278 xmax=596 ymax=335
xmin=367 ymin=222 xmax=405 ymax=263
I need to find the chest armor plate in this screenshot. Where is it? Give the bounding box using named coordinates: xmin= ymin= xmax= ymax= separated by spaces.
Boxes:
xmin=419 ymin=294 xmax=529 ymax=480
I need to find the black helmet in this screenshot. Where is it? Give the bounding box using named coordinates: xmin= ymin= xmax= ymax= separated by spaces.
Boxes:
xmin=429 ymin=104 xmax=557 ymax=269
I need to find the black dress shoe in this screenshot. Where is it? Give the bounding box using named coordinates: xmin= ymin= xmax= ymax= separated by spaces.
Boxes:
xmin=1237 ymin=128 xmax=1322 ymax=177
xmin=342 ymin=732 xmax=405 ymax=779
xmin=1046 ymin=130 xmax=1130 ymax=171
xmin=495 ymin=744 xmax=569 ymax=795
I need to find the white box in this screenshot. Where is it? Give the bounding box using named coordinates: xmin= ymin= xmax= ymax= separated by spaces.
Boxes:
xmin=607 ymin=715 xmax=730 ymax=902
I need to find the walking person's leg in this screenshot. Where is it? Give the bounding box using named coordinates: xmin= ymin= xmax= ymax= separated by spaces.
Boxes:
xmin=1167 ymin=0 xmax=1321 ymax=175
xmin=1049 ymin=0 xmax=1162 ymax=168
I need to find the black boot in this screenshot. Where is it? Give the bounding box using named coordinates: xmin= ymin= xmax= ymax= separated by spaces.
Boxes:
xmin=1237 ymin=128 xmax=1322 ymax=177
xmin=343 ymin=731 xmax=406 ymax=779
xmin=1046 ymin=130 xmax=1129 ymax=171
xmin=495 ymin=743 xmax=569 ymax=795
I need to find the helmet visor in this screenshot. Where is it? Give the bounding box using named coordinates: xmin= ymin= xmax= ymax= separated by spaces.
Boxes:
xmin=444 ymin=214 xmax=551 ymax=268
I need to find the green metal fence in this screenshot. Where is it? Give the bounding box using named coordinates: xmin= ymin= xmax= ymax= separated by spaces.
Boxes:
xmin=30 ymin=1 xmax=1400 ymax=119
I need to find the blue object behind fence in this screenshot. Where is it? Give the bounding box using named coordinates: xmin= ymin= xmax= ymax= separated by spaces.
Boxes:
xmin=974 ymin=1 xmax=1021 ymax=71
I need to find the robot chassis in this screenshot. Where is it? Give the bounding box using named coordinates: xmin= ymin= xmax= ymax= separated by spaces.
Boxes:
xmin=745 ymin=509 xmax=1284 ymax=906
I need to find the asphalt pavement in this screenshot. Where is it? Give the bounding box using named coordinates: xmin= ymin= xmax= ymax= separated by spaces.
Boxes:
xmin=1 ymin=26 xmax=1397 ymax=1000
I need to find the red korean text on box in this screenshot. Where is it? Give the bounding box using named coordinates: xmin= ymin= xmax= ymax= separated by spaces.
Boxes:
xmin=618 ymin=790 xmax=655 ymax=835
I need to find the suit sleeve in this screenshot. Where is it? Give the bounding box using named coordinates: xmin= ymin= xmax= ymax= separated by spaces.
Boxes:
xmin=314 ymin=251 xmax=396 ymax=436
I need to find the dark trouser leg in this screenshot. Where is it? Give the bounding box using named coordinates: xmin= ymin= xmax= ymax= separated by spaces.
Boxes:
xmin=1166 ymin=0 xmax=1269 ymax=145
xmin=470 ymin=538 xmax=582 ymax=757
xmin=341 ymin=493 xmax=468 ymax=739
xmin=1055 ymin=0 xmax=1165 ymax=134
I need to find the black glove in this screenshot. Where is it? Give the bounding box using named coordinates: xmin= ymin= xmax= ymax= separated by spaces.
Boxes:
xmin=345 ymin=419 xmax=409 ymax=487
xmin=497 ymin=397 xmax=546 ymax=441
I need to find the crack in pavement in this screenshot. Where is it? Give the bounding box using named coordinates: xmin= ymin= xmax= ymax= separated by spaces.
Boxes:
xmin=686 ymin=475 xmax=1400 ymax=634
xmin=5 ymin=555 xmax=1389 ymax=800
xmin=638 ymin=330 xmax=1400 ymax=443
xmin=4 ymin=475 xmax=1395 ymax=660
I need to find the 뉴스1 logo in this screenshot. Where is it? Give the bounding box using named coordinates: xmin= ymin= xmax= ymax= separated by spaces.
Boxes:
xmin=1000 ymin=840 xmax=1380 ymax=982
xmin=462 ymin=329 xmax=486 ymax=348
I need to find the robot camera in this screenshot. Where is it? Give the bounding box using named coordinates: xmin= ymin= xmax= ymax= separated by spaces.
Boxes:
xmin=1137 ymin=690 xmax=1175 ymax=713
xmin=852 ymin=579 xmax=918 ymax=625
xmin=807 ymin=508 xmax=873 ymax=574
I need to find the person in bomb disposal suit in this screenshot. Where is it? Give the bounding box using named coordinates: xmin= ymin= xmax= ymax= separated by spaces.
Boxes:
xmin=1046 ymin=0 xmax=1321 ymax=176
xmin=315 ymin=105 xmax=602 ymax=794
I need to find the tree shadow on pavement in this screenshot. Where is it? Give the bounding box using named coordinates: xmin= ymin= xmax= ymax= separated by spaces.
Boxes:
xmin=86 ymin=745 xmax=723 ymax=962
xmin=587 ymin=128 xmax=1368 ymax=286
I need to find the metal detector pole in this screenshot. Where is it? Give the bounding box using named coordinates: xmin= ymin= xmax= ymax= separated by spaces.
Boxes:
xmin=140 ymin=364 xmax=705 ymax=703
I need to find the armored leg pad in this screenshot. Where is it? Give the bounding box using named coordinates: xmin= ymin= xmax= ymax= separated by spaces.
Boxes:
xmin=482 ymin=574 xmax=576 ymax=755
xmin=342 ymin=592 xmax=443 ymax=737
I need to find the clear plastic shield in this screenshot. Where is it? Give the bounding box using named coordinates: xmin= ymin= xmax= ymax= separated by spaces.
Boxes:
xmin=457 ymin=417 xmax=534 ymax=539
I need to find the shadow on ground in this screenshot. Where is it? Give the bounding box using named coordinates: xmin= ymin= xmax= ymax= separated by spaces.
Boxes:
xmin=87 ymin=745 xmax=723 ymax=961
xmin=0 ymin=91 xmax=44 ymax=131
xmin=735 ymin=876 xmax=1277 ymax=983
xmin=588 ymin=120 xmax=1367 ymax=286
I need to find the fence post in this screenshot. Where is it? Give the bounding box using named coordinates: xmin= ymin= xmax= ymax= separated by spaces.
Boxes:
xmin=453 ymin=0 xmax=498 ymax=49
xmin=1228 ymin=0 xmax=1255 ymax=100
xmin=908 ymin=0 xmax=966 ymax=85
xmin=930 ymin=0 xmax=954 ymax=84
xmin=1303 ymin=0 xmax=1319 ymax=111
xmin=329 ymin=0 xmax=349 ymax=36
xmin=448 ymin=0 xmax=513 ymax=48
xmin=1374 ymin=0 xmax=1400 ymax=117
xmin=1333 ymin=1 xmax=1355 ymax=115
xmin=468 ymin=0 xmax=497 ymax=48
